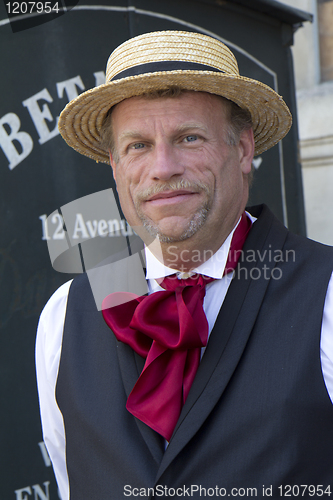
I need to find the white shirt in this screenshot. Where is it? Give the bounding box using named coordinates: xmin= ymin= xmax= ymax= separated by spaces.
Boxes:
xmin=36 ymin=216 xmax=333 ymax=500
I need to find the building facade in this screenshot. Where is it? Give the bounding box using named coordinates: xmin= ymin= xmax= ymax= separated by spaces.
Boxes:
xmin=279 ymin=0 xmax=333 ymax=244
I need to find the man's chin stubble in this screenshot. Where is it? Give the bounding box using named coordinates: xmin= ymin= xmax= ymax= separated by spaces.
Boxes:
xmin=141 ymin=207 xmax=210 ymax=243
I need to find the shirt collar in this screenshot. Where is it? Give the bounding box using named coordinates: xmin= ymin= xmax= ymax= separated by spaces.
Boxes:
xmin=145 ymin=211 xmax=256 ymax=281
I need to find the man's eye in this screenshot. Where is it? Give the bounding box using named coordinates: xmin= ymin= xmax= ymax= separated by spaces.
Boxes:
xmin=183 ymin=135 xmax=198 ymax=143
xmin=131 ymin=143 xmax=145 ymax=150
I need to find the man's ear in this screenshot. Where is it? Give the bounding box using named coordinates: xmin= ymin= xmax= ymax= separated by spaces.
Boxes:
xmin=109 ymin=149 xmax=116 ymax=182
xmin=239 ymin=128 xmax=255 ymax=175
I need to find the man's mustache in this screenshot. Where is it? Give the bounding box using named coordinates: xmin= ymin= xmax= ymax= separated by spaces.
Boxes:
xmin=136 ymin=179 xmax=210 ymax=202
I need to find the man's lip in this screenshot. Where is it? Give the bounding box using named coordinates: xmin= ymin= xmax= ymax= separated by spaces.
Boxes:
xmin=146 ymin=190 xmax=197 ymax=202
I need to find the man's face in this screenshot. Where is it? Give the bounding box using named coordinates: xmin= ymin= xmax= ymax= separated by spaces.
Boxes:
xmin=109 ymin=91 xmax=254 ymax=253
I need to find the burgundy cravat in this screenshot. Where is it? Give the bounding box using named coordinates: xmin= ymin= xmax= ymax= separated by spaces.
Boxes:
xmin=102 ymin=213 xmax=251 ymax=440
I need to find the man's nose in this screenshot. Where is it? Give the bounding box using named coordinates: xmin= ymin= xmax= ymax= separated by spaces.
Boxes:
xmin=149 ymin=142 xmax=185 ymax=180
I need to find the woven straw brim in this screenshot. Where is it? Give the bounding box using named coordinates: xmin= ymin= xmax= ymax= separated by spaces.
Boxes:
xmin=58 ymin=70 xmax=292 ymax=164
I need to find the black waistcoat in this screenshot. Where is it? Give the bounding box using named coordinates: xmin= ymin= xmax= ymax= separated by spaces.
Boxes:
xmin=56 ymin=205 xmax=333 ymax=499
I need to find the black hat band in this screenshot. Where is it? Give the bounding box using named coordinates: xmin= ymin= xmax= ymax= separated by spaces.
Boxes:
xmin=110 ymin=60 xmax=224 ymax=82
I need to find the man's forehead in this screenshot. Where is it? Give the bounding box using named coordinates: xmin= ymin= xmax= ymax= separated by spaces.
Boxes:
xmin=111 ymin=91 xmax=227 ymax=121
xmin=111 ymin=92 xmax=227 ymax=137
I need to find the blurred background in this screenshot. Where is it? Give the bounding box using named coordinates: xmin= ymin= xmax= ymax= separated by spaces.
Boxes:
xmin=279 ymin=0 xmax=333 ymax=246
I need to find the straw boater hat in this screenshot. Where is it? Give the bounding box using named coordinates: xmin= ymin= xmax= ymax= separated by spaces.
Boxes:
xmin=58 ymin=30 xmax=292 ymax=164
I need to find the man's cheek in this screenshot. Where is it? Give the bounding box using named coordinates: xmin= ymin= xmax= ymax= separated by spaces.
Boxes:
xmin=119 ymin=192 xmax=140 ymax=226
xmin=114 ymin=175 xmax=130 ymax=202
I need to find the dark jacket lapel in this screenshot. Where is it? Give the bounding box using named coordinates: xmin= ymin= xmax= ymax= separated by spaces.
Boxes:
xmin=111 ymin=244 xmax=165 ymax=465
xmin=155 ymin=205 xmax=289 ymax=481
xmin=117 ymin=341 xmax=165 ymax=465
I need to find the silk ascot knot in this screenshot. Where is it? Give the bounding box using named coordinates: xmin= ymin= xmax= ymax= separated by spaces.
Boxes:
xmin=102 ymin=213 xmax=251 ymax=441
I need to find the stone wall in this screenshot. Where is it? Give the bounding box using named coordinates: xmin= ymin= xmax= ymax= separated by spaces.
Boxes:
xmin=277 ymin=0 xmax=333 ymax=244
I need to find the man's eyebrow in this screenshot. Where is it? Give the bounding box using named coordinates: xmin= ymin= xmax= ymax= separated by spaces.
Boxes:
xmin=118 ymin=130 xmax=145 ymax=143
xmin=176 ymin=122 xmax=209 ymax=134
xmin=117 ymin=123 xmax=209 ymax=143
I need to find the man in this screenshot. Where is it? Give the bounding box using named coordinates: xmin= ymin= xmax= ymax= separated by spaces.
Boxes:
xmin=36 ymin=31 xmax=333 ymax=499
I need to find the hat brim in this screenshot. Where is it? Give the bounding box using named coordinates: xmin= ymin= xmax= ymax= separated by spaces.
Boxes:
xmin=58 ymin=69 xmax=292 ymax=164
